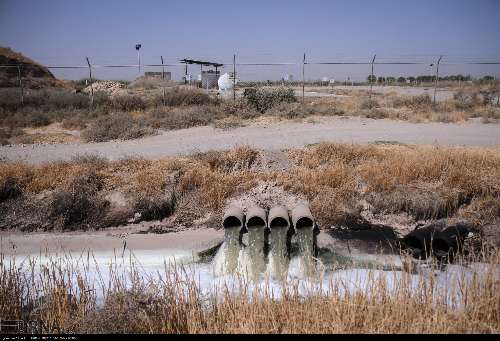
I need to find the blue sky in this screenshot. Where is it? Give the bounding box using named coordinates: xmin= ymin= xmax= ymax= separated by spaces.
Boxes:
xmin=1 ymin=0 xmax=499 ymax=81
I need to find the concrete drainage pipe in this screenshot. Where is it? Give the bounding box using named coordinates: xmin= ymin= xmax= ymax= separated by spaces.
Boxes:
xmin=402 ymin=226 xmax=439 ymax=260
xmin=268 ymin=205 xmax=290 ymax=229
xmin=432 ymin=223 xmax=473 ymax=261
xmin=245 ymin=206 xmax=268 ymax=229
xmin=223 ymin=206 xmax=245 ymax=230
xmin=268 ymin=205 xmax=292 ymax=255
xmin=291 ymin=204 xmax=315 ymax=230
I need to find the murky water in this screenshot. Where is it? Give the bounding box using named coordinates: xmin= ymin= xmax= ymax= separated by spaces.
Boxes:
xmin=291 ymin=228 xmax=320 ymax=278
xmin=214 ymin=227 xmax=319 ymax=281
xmin=213 ymin=227 xmax=241 ymax=275
xmin=237 ymin=228 xmax=266 ymax=281
xmin=267 ymin=228 xmax=289 ymax=281
xmin=4 ymin=228 xmax=498 ymax=307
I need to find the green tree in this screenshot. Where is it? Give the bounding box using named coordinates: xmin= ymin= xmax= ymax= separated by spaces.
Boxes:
xmin=367 ymin=75 xmax=377 ymax=83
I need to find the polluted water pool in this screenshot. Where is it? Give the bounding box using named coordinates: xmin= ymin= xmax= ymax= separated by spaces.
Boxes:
xmin=3 ymin=226 xmax=498 ymax=307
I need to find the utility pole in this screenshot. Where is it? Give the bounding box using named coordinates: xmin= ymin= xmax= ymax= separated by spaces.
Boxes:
xmin=86 ymin=57 xmax=93 ymax=108
xmin=433 ymin=55 xmax=443 ymax=104
xmin=369 ymin=54 xmax=376 ymax=103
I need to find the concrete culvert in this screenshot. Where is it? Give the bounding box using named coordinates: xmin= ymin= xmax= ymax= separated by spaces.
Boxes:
xmin=223 ymin=206 xmax=245 ymax=229
xmin=245 ymin=206 xmax=267 ymax=229
xmin=269 ymin=205 xmax=290 ymax=229
xmin=291 ymin=204 xmax=314 ymax=230
xmin=402 ymin=226 xmax=440 ymax=259
xmin=432 ymin=222 xmax=474 ymax=260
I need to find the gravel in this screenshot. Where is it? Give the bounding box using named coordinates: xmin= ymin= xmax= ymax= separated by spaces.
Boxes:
xmin=1 ymin=116 xmax=500 ymax=164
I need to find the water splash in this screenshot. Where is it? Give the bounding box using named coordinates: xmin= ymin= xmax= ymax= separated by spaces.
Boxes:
xmin=213 ymin=227 xmax=241 ymax=276
xmin=267 ymin=228 xmax=289 ymax=281
xmin=237 ymin=228 xmax=266 ymax=281
xmin=291 ymin=228 xmax=318 ymax=278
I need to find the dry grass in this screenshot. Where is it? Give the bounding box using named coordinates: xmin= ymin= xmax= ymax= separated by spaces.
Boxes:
xmin=319 ymin=88 xmax=500 ymax=123
xmin=1 ymin=84 xmax=498 ymax=145
xmin=0 ymin=143 xmax=499 ymax=238
xmin=0 ymin=251 xmax=498 ymax=334
xmin=81 ymin=112 xmax=156 ymax=142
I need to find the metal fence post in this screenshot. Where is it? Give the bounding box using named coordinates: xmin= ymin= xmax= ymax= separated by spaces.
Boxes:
xmin=86 ymin=57 xmax=93 ymax=108
xmin=302 ymin=53 xmax=306 ymax=103
xmin=433 ymin=55 xmax=443 ymax=104
xmin=369 ymin=54 xmax=376 ymax=104
xmin=233 ymin=54 xmax=236 ymax=101
xmin=161 ymin=55 xmax=166 ymax=106
xmin=17 ymin=64 xmax=23 ymax=106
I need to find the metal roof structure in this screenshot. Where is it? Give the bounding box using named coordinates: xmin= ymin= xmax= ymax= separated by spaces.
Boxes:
xmin=180 ymin=58 xmax=223 ymax=68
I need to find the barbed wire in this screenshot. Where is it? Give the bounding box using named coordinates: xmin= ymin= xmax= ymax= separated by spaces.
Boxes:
xmin=1 ymin=58 xmax=500 ymax=69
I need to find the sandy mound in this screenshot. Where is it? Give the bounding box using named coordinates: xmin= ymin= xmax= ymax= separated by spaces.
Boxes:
xmin=226 ymin=180 xmax=307 ymax=211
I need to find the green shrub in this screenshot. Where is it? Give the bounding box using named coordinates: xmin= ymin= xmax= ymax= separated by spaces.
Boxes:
xmin=243 ymin=87 xmax=296 ymax=113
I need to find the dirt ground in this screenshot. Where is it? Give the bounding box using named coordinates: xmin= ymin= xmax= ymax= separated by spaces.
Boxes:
xmin=2 ymin=116 xmax=500 ymax=164
xmin=306 ymin=85 xmax=456 ymax=101
xmin=0 ymin=226 xmax=223 ymax=255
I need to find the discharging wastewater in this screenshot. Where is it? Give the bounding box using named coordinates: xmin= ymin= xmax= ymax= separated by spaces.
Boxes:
xmin=4 ymin=227 xmax=498 ymax=307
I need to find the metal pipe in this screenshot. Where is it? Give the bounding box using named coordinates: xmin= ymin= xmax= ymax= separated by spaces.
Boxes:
xmin=291 ymin=204 xmax=314 ymax=230
xmin=268 ymin=205 xmax=290 ymax=229
xmin=245 ymin=206 xmax=267 ymax=229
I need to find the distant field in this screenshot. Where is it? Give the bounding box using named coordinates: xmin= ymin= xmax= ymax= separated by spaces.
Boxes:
xmin=1 ymin=80 xmax=499 ymax=146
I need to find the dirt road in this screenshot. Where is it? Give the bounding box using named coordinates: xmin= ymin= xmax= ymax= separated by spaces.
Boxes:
xmin=327 ymin=85 xmax=456 ymax=101
xmin=1 ymin=116 xmax=499 ymax=164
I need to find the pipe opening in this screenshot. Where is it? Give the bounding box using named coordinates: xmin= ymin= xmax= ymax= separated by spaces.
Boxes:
xmin=404 ymin=236 xmax=424 ymax=251
xmin=295 ymin=217 xmax=313 ymax=229
xmin=223 ymin=216 xmax=242 ymax=229
xmin=270 ymin=217 xmax=289 ymax=229
xmin=432 ymin=238 xmax=451 ymax=253
xmin=247 ymin=216 xmax=266 ymax=229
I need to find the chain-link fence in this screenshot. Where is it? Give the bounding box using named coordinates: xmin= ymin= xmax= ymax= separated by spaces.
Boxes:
xmin=1 ymin=54 xmax=499 ymax=108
